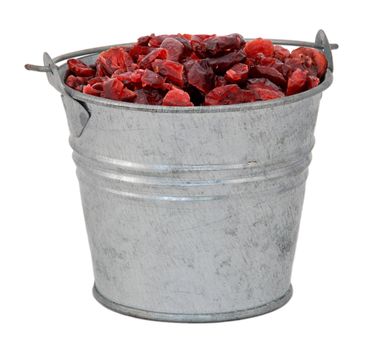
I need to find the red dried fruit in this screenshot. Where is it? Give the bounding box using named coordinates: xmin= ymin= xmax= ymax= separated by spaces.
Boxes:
xmin=83 ymin=84 xmax=102 ymax=96
xmin=257 ymin=56 xmax=283 ymax=72
xmin=67 ymin=59 xmax=95 ymax=77
xmin=215 ymin=75 xmax=227 ymax=87
xmin=247 ymin=78 xmax=282 ymax=92
xmin=149 ymin=34 xmax=171 ymax=47
xmin=101 ymin=78 xmax=136 ymax=101
xmin=249 ymin=65 xmax=287 ymax=88
xmin=190 ymin=34 xmax=216 ymax=58
xmin=273 ymin=45 xmax=290 ymax=61
xmin=152 ymin=59 xmax=185 ymax=87
xmin=129 ymin=44 xmax=154 ymax=61
xmin=244 ymin=38 xmax=274 ymax=58
xmin=186 ymin=60 xmax=215 ymax=93
xmin=112 ymin=69 xmax=145 ymax=87
xmin=137 ymin=35 xmax=151 ymax=46
xmin=138 ymin=48 xmax=168 ymax=69
xmin=240 ymin=90 xmax=257 ymax=102
xmin=205 ymin=84 xmax=249 ymax=105
xmin=306 ymin=75 xmax=320 ymax=89
xmin=290 ymin=47 xmax=327 ymax=78
xmin=206 ymin=50 xmax=246 ymax=73
xmin=252 ymin=88 xmax=285 ymax=101
xmin=96 ymin=47 xmax=134 ymax=76
xmin=163 ymin=89 xmax=193 ymax=106
xmin=141 ymin=69 xmax=166 ymax=89
xmin=87 ymin=76 xmax=108 ymax=86
xmin=225 ymin=63 xmax=249 ymax=83
xmin=160 ymin=37 xmax=185 ymax=61
xmin=200 ymin=33 xmax=245 ymax=57
xmin=286 ymin=68 xmax=308 ymax=96
xmin=135 ymin=89 xmax=164 ymax=105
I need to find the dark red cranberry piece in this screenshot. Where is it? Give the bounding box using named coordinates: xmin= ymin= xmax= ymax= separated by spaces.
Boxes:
xmin=306 ymin=75 xmax=320 ymax=89
xmin=67 ymin=59 xmax=95 ymax=77
xmin=205 ymin=84 xmax=248 ymax=105
xmin=186 ymin=60 xmax=215 ymax=93
xmin=151 ymin=59 xmax=185 ymax=87
xmin=290 ymin=47 xmax=327 ymax=78
xmin=205 ymin=50 xmax=246 ymax=74
xmin=244 ymin=38 xmax=274 ymax=58
xmin=273 ymin=45 xmax=290 ymax=61
xmin=249 ymin=65 xmax=287 ymax=88
xmin=286 ymin=68 xmax=308 ymax=96
xmin=225 ymin=63 xmax=249 ymax=83
xmin=162 ymin=89 xmax=193 ymax=106
xmin=138 ymin=48 xmax=168 ymax=69
xmin=135 ymin=88 xmax=164 ymax=105
xmin=101 ymin=78 xmax=136 ymax=101
xmin=141 ymin=69 xmax=166 ymax=89
xmin=160 ymin=38 xmax=185 ymax=61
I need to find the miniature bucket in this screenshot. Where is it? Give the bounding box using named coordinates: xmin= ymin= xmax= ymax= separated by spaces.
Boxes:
xmin=26 ymin=30 xmax=337 ymax=322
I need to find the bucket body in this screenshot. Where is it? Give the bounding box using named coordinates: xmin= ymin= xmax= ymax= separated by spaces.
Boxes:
xmin=56 ymin=57 xmax=332 ymax=321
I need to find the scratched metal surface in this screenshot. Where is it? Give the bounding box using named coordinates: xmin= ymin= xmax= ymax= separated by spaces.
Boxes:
xmin=55 ymin=56 xmax=332 ymax=321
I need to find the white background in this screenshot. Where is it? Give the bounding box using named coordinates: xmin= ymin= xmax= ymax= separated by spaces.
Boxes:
xmin=1 ymin=1 xmax=365 ymax=349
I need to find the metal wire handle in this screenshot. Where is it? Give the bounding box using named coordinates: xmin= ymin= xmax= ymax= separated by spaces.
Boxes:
xmin=25 ymin=30 xmax=338 ymax=74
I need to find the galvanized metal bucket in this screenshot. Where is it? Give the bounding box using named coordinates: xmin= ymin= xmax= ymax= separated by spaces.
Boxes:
xmin=26 ymin=30 xmax=337 ymax=322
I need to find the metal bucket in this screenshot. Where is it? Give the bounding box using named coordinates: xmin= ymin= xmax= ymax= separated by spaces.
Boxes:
xmin=26 ymin=30 xmax=337 ymax=322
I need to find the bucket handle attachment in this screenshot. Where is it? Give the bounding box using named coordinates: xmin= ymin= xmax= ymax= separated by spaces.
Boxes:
xmin=315 ymin=29 xmax=334 ymax=72
xmin=28 ymin=52 xmax=91 ymax=138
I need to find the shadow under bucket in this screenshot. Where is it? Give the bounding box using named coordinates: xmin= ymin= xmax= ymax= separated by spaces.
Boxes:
xmin=26 ymin=30 xmax=337 ymax=322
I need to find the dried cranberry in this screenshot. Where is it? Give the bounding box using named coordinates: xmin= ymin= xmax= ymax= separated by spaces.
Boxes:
xmin=244 ymin=38 xmax=274 ymax=58
xmin=135 ymin=88 xmax=164 ymax=105
xmin=252 ymin=88 xmax=285 ymax=101
xmin=273 ymin=45 xmax=290 ymax=61
xmin=215 ymin=76 xmax=227 ymax=87
xmin=225 ymin=63 xmax=249 ymax=83
xmin=247 ymin=78 xmax=282 ymax=92
xmin=290 ymin=47 xmax=327 ymax=78
xmin=138 ymin=48 xmax=168 ymax=69
xmin=112 ymin=69 xmax=145 ymax=86
xmin=137 ymin=35 xmax=151 ymax=46
xmin=160 ymin=38 xmax=185 ymax=61
xmin=141 ymin=69 xmax=166 ymax=89
xmin=205 ymin=50 xmax=246 ymax=74
xmin=101 ymin=78 xmax=136 ymax=101
xmin=205 ymin=84 xmax=249 ymax=105
xmin=163 ymin=89 xmax=193 ymax=106
xmin=83 ymin=84 xmax=102 ymax=96
xmin=249 ymin=65 xmax=287 ymax=88
xmin=151 ymin=59 xmax=185 ymax=87
xmin=286 ymin=68 xmax=308 ymax=96
xmin=200 ymin=33 xmax=245 ymax=57
xmin=186 ymin=60 xmax=215 ymax=93
xmin=67 ymin=59 xmax=95 ymax=77
xmin=96 ymin=47 xmax=134 ymax=76
xmin=306 ymin=75 xmax=320 ymax=89
xmin=129 ymin=44 xmax=154 ymax=61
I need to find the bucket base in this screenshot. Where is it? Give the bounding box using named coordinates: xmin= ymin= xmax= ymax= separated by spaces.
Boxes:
xmin=92 ymin=284 xmax=293 ymax=323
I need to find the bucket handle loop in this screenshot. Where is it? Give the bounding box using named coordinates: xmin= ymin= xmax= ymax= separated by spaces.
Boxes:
xmin=315 ymin=29 xmax=335 ymax=72
xmin=38 ymin=52 xmax=91 ymax=138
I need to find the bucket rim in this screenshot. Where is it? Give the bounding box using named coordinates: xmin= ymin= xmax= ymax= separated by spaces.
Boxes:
xmin=62 ymin=60 xmax=333 ymax=113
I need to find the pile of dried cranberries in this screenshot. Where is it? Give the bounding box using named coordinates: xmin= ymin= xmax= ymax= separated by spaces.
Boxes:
xmin=65 ymin=34 xmax=328 ymax=106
